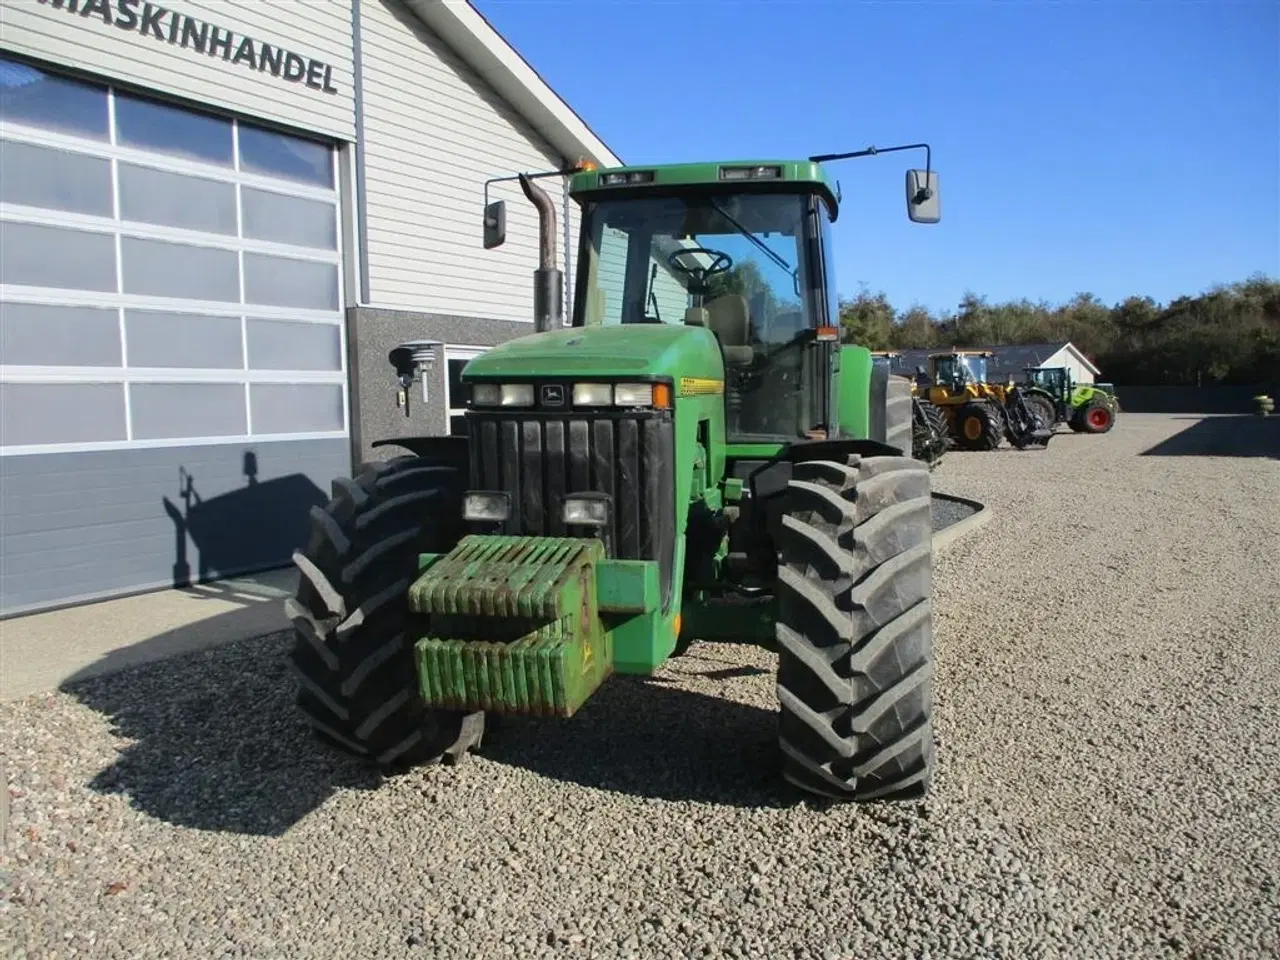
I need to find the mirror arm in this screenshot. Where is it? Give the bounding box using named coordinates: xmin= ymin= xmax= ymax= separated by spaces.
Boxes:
xmin=809 ymin=142 xmax=931 ymax=175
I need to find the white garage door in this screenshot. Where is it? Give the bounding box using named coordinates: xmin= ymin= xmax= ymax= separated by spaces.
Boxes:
xmin=0 ymin=51 xmax=348 ymax=453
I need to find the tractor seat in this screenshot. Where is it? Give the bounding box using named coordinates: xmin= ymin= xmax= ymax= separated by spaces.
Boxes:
xmin=701 ymin=295 xmax=754 ymax=366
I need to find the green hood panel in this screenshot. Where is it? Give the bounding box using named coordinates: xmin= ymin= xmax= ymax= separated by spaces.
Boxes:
xmin=462 ymin=324 xmax=725 ymax=380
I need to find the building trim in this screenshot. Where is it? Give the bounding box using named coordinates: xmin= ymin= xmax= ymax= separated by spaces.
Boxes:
xmin=405 ymin=0 xmax=623 ymax=168
xmin=351 ymin=0 xmax=373 ymax=305
xmin=0 ymin=430 xmax=348 ymax=459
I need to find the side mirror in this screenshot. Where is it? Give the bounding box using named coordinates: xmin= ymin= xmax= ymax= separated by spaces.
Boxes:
xmin=906 ymin=169 xmax=940 ymax=224
xmin=483 ymin=200 xmax=506 ymax=249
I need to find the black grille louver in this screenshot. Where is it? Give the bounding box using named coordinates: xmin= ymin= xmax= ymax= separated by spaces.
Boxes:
xmin=468 ymin=409 xmax=676 ymax=603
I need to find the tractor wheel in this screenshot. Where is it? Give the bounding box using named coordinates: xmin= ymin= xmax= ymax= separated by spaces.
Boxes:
xmin=912 ymin=399 xmax=949 ymax=467
xmin=286 ymin=455 xmax=485 ymax=769
xmin=1025 ymin=394 xmax=1057 ymax=432
xmin=774 ymin=455 xmax=935 ymax=802
xmin=884 ymin=376 xmax=913 ymax=457
xmin=1079 ymin=399 xmax=1115 ymax=434
xmin=955 ymin=401 xmax=1003 ymax=451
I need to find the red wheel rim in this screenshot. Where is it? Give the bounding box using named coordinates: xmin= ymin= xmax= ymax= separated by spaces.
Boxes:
xmin=1088 ymin=408 xmax=1110 ymax=428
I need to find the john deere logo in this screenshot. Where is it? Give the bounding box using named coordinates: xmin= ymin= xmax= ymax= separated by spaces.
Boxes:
xmin=541 ymin=384 xmax=565 ymax=407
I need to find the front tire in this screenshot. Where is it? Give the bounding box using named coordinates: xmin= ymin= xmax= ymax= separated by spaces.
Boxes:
xmin=774 ymin=455 xmax=935 ymax=802
xmin=1024 ymin=394 xmax=1057 ymax=432
xmin=955 ymin=401 xmax=1003 ymax=451
xmin=286 ymin=455 xmax=485 ymax=769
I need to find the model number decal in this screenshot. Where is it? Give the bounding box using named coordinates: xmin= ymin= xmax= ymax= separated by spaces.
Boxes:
xmin=678 ymin=378 xmax=724 ymax=397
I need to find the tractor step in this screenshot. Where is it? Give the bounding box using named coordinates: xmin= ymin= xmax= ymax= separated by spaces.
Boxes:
xmin=408 ymin=535 xmax=612 ymax=718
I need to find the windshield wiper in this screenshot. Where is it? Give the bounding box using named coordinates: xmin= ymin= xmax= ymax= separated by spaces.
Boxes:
xmin=706 ymin=199 xmax=796 ymax=277
xmin=645 ymin=262 xmax=662 ymax=322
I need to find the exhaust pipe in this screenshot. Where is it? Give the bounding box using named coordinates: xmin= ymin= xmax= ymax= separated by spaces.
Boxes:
xmin=518 ymin=173 xmax=563 ymax=333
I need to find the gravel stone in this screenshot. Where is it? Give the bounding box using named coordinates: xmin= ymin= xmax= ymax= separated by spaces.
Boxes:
xmin=3 ymin=413 xmax=1279 ymax=959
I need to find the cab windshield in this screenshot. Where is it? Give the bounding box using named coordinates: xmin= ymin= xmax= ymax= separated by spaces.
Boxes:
xmin=574 ymin=191 xmax=825 ymax=440
xmin=935 ymin=354 xmax=987 ymax=385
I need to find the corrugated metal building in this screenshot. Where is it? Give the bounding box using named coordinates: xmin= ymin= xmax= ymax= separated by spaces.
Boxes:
xmin=0 ymin=0 xmax=622 ymax=616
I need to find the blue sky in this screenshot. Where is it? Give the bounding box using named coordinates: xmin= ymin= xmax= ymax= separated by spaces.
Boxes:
xmin=472 ymin=0 xmax=1279 ymax=316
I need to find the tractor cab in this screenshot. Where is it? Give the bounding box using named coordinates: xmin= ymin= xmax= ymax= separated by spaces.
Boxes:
xmin=929 ymin=350 xmax=993 ymax=395
xmin=1025 ymin=365 xmax=1072 ymax=401
xmin=569 ymin=173 xmax=836 ymax=441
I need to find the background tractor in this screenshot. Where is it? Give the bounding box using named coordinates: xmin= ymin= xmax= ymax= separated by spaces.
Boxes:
xmin=915 ymin=350 xmax=1052 ymax=450
xmin=871 ymin=351 xmax=949 ymax=467
xmin=285 ymin=147 xmax=945 ymax=803
xmin=1021 ymin=366 xmax=1118 ymax=434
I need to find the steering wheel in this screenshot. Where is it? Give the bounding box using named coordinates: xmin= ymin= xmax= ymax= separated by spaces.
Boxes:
xmin=666 ymin=247 xmax=733 ymax=289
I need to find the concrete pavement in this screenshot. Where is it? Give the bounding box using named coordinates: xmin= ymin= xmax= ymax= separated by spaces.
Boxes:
xmin=1 ymin=568 xmax=296 ymax=701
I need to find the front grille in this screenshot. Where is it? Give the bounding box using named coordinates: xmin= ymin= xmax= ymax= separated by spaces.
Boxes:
xmin=467 ymin=411 xmax=674 ymax=566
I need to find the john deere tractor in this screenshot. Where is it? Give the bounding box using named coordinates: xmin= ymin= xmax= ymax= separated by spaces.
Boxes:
xmin=918 ymin=350 xmax=1052 ymax=450
xmin=871 ymin=351 xmax=949 ymax=467
xmin=286 ymin=146 xmax=944 ymax=803
xmin=1021 ymin=366 xmax=1118 ymax=434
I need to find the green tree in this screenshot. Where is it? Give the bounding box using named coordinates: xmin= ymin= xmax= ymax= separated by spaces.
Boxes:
xmin=838 ymin=285 xmax=895 ymax=348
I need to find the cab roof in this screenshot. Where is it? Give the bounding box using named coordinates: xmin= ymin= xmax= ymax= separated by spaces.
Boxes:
xmin=569 ymin=160 xmax=841 ymax=220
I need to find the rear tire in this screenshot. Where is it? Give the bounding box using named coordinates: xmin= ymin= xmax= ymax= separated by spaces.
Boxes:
xmin=286 ymin=455 xmax=485 ymax=769
xmin=1078 ymin=399 xmax=1115 ymax=434
xmin=955 ymin=401 xmax=1003 ymax=451
xmin=884 ymin=376 xmax=913 ymax=457
xmin=774 ymin=455 xmax=935 ymax=802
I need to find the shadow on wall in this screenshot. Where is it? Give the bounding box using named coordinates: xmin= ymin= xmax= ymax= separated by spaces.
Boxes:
xmin=1117 ymin=385 xmax=1280 ymax=414
xmin=162 ymin=451 xmax=328 ymax=587
xmin=1141 ymin=415 xmax=1280 ymax=459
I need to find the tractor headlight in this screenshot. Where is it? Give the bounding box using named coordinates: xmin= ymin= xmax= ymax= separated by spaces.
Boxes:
xmin=471 ymin=382 xmax=533 ymax=407
xmin=463 ymin=491 xmax=511 ymax=523
xmin=572 ymin=382 xmax=613 ymax=406
xmin=613 ymin=383 xmax=653 ymax=407
xmin=562 ymin=494 xmax=610 ymax=527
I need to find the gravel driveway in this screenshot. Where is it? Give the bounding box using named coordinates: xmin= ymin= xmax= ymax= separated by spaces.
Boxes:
xmin=4 ymin=413 xmax=1279 ymax=959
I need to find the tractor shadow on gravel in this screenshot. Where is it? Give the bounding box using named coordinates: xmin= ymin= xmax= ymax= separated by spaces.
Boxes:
xmin=1140 ymin=415 xmax=1280 ymax=459
xmin=61 ymin=631 xmax=383 ymax=837
xmin=61 ymin=634 xmax=813 ymax=834
xmin=480 ymin=662 xmax=796 ymax=809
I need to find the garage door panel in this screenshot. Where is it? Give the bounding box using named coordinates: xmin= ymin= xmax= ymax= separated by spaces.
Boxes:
xmin=247 ymin=319 xmax=341 ymax=372
xmin=119 ymin=236 xmax=241 ymax=302
xmin=0 ymin=439 xmax=349 ymax=614
xmin=243 ymin=253 xmax=338 ymax=311
xmin=0 ymin=140 xmax=113 ymax=216
xmin=250 ymin=384 xmax=345 ymax=435
xmin=124 ymin=310 xmax=244 ymax=370
xmin=0 ymin=383 xmax=127 ymax=446
xmin=0 ymin=63 xmax=109 ymax=140
xmin=238 ymin=123 xmax=332 ymax=188
xmin=241 ymin=187 xmax=336 ymax=250
xmin=130 ymin=383 xmax=248 ymax=441
xmin=0 ymin=222 xmax=116 ymax=291
xmin=114 ymin=91 xmax=234 ymax=167
xmin=118 ymin=163 xmax=238 ymax=236
xmin=0 ymin=303 xmax=122 ymax=367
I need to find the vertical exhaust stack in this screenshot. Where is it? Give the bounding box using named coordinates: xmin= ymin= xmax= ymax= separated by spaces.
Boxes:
xmin=518 ymin=173 xmax=563 ymax=333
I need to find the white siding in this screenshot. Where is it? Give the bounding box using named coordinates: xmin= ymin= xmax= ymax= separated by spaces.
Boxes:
xmin=1042 ymin=346 xmax=1096 ymax=384
xmin=359 ymin=0 xmax=572 ymax=323
xmin=0 ymin=0 xmax=355 ymax=139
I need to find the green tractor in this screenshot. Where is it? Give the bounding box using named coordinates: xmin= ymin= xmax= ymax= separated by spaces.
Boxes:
xmin=1022 ymin=366 xmax=1118 ymax=434
xmin=286 ymin=147 xmax=944 ymax=802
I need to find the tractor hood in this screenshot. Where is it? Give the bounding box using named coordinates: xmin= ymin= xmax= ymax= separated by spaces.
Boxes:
xmin=462 ymin=323 xmax=725 ymax=381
